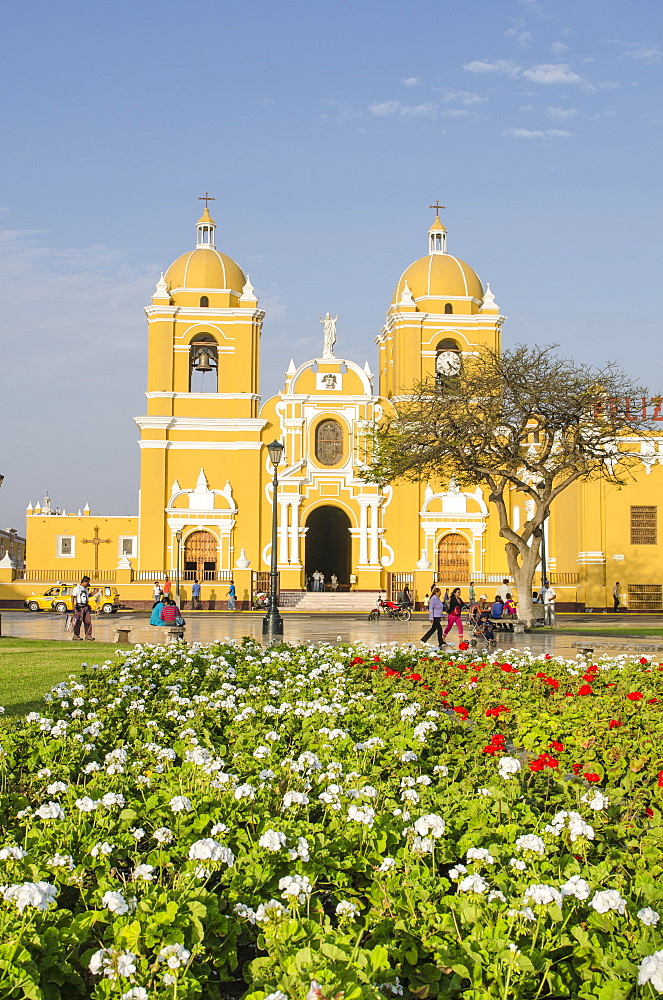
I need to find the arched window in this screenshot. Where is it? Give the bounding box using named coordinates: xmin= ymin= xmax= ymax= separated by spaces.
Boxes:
xmin=200 ymin=295 xmax=209 ymax=307
xmin=315 ymin=419 xmax=343 ymax=466
xmin=189 ymin=333 xmax=218 ymax=392
xmin=444 ymin=303 xmax=453 ymax=314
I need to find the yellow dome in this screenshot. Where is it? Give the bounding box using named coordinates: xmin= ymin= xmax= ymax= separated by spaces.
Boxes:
xmin=164 ymin=246 xmax=246 ymax=293
xmin=393 ymin=253 xmax=483 ymax=308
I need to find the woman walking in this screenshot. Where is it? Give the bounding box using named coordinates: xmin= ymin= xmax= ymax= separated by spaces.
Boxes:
xmin=443 ymin=587 xmax=467 ymax=641
xmin=421 ymin=587 xmax=445 ymax=648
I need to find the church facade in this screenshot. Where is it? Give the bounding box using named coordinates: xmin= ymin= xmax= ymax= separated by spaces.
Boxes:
xmin=1 ymin=204 xmax=662 ymax=612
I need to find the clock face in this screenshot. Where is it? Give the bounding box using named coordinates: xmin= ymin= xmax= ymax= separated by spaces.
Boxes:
xmin=436 ymin=350 xmax=461 ymax=376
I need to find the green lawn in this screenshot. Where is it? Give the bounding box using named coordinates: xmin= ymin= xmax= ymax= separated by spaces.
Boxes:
xmin=553 ymin=625 xmax=663 ymax=638
xmin=0 ymin=637 xmax=131 ymax=717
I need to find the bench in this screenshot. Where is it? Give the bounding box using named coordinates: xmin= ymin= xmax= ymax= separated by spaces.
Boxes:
xmin=491 ymin=618 xmax=537 ymax=634
xmin=113 ymin=627 xmax=132 ymax=643
xmin=572 ymin=640 xmax=663 ymax=658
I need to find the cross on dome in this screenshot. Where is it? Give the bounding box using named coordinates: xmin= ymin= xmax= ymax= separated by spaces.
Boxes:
xmin=196 ymin=193 xmax=217 ymax=247
xmin=428 ymin=202 xmax=447 ymax=254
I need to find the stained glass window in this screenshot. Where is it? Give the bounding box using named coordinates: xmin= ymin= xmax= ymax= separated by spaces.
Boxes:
xmin=315 ymin=419 xmax=343 ymax=466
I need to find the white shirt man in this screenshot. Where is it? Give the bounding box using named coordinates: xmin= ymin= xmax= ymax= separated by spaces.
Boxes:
xmin=71 ymin=576 xmax=94 ymax=640
xmin=542 ymin=585 xmax=556 ymax=625
xmin=497 ymin=579 xmax=511 ymax=601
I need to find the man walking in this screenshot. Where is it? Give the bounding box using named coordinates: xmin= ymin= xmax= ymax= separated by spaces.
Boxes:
xmin=542 ymin=581 xmax=557 ymax=626
xmin=227 ymin=579 xmax=236 ymax=610
xmin=72 ymin=575 xmax=94 ymax=641
xmin=191 ymin=579 xmax=201 ymax=609
xmin=163 ymin=575 xmax=172 ymax=597
xmin=612 ymin=581 xmax=621 ymax=612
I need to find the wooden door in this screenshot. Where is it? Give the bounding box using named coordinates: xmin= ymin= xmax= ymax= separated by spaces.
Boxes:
xmin=437 ymin=533 xmax=470 ymax=585
xmin=183 ymin=531 xmax=217 ymax=580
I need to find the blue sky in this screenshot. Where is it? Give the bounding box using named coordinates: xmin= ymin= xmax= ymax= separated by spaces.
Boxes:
xmin=0 ymin=0 xmax=661 ymax=528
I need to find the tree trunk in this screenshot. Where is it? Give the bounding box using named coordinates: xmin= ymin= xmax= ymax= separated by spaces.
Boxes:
xmin=504 ymin=538 xmax=541 ymax=626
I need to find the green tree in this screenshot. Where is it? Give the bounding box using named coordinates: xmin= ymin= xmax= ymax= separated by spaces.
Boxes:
xmin=364 ymin=344 xmax=652 ymax=623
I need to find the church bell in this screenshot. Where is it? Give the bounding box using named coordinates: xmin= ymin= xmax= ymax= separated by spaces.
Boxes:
xmin=193 ymin=348 xmax=214 ymax=373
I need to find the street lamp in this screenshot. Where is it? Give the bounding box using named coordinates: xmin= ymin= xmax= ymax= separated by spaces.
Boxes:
xmin=536 ymin=482 xmax=548 ymax=594
xmin=175 ymin=529 xmax=183 ymax=604
xmin=262 ymin=439 xmax=284 ymax=638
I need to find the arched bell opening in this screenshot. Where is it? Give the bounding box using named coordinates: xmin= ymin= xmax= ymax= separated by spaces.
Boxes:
xmin=189 ymin=333 xmax=218 ymax=392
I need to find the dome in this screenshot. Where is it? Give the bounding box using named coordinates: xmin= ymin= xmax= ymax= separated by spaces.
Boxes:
xmin=164 ymin=246 xmax=246 ymax=293
xmin=393 ymin=252 xmax=483 ymax=308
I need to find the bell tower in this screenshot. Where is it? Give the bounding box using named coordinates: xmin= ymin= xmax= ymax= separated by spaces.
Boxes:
xmin=376 ymin=209 xmax=505 ymax=399
xmin=135 ymin=199 xmax=266 ymax=575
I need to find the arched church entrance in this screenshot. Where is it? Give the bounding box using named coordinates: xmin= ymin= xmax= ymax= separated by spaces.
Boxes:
xmin=305 ymin=506 xmax=351 ymax=588
xmin=437 ymin=533 xmax=470 ymax=585
xmin=184 ymin=530 xmax=218 ymax=581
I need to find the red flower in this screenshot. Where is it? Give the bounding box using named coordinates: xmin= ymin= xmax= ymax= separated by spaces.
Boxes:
xmin=370 ymin=664 xmax=379 ymax=670
xmin=640 ymin=657 xmax=649 ymax=665
xmin=453 ymin=706 xmax=469 ymax=720
xmin=373 ymin=655 xmax=381 ymax=662
xmin=646 ymin=807 xmax=654 ymax=817
xmin=549 ymin=741 xmax=565 ymax=752
xmin=406 ymin=673 xmax=422 ymax=682
xmin=657 ymin=771 xmax=663 ymax=788
xmin=609 ymin=719 xmax=622 ymax=728
xmin=583 ymin=772 xmax=600 ymax=783
xmin=536 ymin=672 xmax=547 ymax=678
xmin=627 ymin=692 xmax=644 ymax=701
xmin=459 ymin=641 xmax=469 ymax=650
xmin=385 ymin=669 xmax=400 ymax=678
xmin=648 ymin=698 xmax=659 ymax=705
xmin=572 ymin=763 xmax=583 ymax=774
xmin=529 ymin=752 xmax=559 ymax=772
xmin=578 ymin=684 xmax=593 ymax=696
xmin=349 ymin=656 xmax=365 ymax=665
xmin=456 ymin=664 xmax=467 ymax=671
xmin=544 ymin=677 xmax=559 ymax=690
xmin=501 ymin=663 xmax=515 ymax=673
xmin=545 ymin=654 xmax=552 ymax=660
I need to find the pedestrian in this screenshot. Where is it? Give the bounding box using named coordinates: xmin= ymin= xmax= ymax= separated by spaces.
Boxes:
xmin=150 ymin=595 xmax=167 ymax=625
xmin=317 ymin=571 xmax=325 ymax=592
xmin=542 ymin=582 xmax=557 ymax=626
xmin=422 ymin=592 xmax=430 ymax=612
xmin=159 ymin=595 xmax=180 ymax=625
xmin=443 ymin=587 xmax=467 ymax=640
xmin=191 ymin=578 xmax=201 ymax=610
xmin=468 ymin=580 xmax=476 ymax=606
xmin=402 ymin=584 xmax=412 ymax=607
xmin=442 ymin=587 xmax=450 ymax=613
xmin=71 ymin=575 xmax=94 ymax=641
xmin=612 ymin=581 xmax=621 ymax=612
xmin=349 ymin=573 xmax=357 ymax=592
xmin=227 ymin=579 xmax=236 ymax=610
xmin=421 ymin=587 xmax=446 ymax=648
xmin=330 ymin=573 xmax=338 ymax=591
xmin=152 ymin=580 xmax=162 ymax=607
xmin=163 ymin=575 xmax=172 ymax=597
xmin=497 ymin=578 xmax=511 ymax=601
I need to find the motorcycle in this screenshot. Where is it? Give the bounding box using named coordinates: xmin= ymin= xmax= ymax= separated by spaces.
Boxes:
xmin=368 ymin=596 xmax=412 ymax=622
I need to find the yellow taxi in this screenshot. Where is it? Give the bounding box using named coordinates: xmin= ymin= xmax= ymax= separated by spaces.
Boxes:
xmin=25 ymin=585 xmax=121 ymax=614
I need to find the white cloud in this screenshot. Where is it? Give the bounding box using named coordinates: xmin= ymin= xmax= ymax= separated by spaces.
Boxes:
xmin=440 ymin=89 xmax=485 ymax=105
xmin=546 ymin=105 xmax=577 ymax=119
xmin=368 ymin=101 xmax=436 ymax=119
xmin=463 ymin=59 xmax=521 ymax=77
xmin=551 ymin=41 xmax=570 ymax=55
xmin=441 ymin=108 xmax=472 ymax=118
xmin=521 ymin=63 xmax=583 ymax=84
xmin=505 ymin=27 xmax=533 ymax=48
xmin=503 ymin=127 xmax=572 ymax=139
xmin=401 ymin=77 xmax=421 ymax=87
xmin=624 ymin=45 xmax=662 ymax=65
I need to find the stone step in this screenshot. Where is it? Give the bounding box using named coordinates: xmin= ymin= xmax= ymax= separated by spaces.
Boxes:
xmin=280 ymin=591 xmax=381 ymax=612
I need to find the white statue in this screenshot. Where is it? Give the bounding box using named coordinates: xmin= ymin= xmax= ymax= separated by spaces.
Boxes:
xmin=319 ymin=312 xmax=338 ymax=357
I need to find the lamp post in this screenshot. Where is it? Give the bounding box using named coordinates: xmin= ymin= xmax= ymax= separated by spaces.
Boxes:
xmin=175 ymin=529 xmax=183 ymax=604
xmin=263 ymin=439 xmax=284 ymax=638
xmin=536 ymin=482 xmax=548 ymax=595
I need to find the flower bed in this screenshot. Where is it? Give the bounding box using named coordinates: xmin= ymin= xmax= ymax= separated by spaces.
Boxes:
xmin=0 ymin=640 xmax=662 ymax=1000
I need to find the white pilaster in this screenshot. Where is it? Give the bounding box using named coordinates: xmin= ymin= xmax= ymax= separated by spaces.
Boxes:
xmin=278 ymin=501 xmax=289 ymax=564
xmin=359 ymin=502 xmax=368 ymax=565
xmin=369 ymin=502 xmax=379 ymax=566
xmin=289 ymin=499 xmax=302 ymax=565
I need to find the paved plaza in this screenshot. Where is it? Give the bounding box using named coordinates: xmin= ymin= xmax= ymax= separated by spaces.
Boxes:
xmin=2 ymin=609 xmax=662 ymax=659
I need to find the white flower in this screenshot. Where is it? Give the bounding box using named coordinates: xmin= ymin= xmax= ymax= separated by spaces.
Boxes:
xmin=560 ymin=876 xmax=591 ymax=900
xmin=253 ymin=746 xmax=271 ymax=758
xmin=458 ymin=874 xmax=488 ymax=894
xmin=378 ymin=857 xmax=396 ymax=872
xmin=476 ymin=788 xmax=492 ymax=797
xmin=488 ymin=889 xmax=506 ymax=903
xmin=400 ymin=751 xmax=418 ymax=762
xmin=515 ymin=834 xmax=545 ymax=854
xmin=46 ymin=781 xmax=67 ymax=795
xmin=158 ymin=943 xmax=191 ymax=969
xmin=84 ymin=762 xmax=100 ymax=773
xmin=264 ymin=993 xmax=289 ymax=1000
xmin=544 ymin=810 xmax=594 ymax=842
xmin=466 ymin=847 xmax=495 ymax=865
xmin=433 ymin=764 xmax=449 ymax=776
xmin=122 ymin=989 xmax=149 ymax=1000
xmin=153 ymin=827 xmax=174 ymax=844
xmin=48 ymin=853 xmax=74 ymax=869
xmin=36 ymin=802 xmax=65 ymax=820
xmin=287 ymin=837 xmax=310 ymax=861
xmin=132 ymin=864 xmax=155 ymax=881
xmin=524 ymin=884 xmax=563 ymax=907
xmin=497 ymin=756 xmax=521 ymax=780
xmin=335 ymin=900 xmax=359 ymax=918
xmin=507 ymin=906 xmax=536 ymax=922
xmin=581 ymin=789 xmax=609 ymax=811
xmin=254 ymin=899 xmax=287 ymax=923
xmin=234 ymin=783 xmax=255 ymax=801
xmin=0 ymin=845 xmax=27 ymax=860
xmin=282 ymin=790 xmax=309 ymax=809
xmin=638 ymin=950 xmax=663 ymax=991
xmin=101 ymin=792 xmax=125 ymax=809
xmin=448 ymin=864 xmax=468 ymax=880
xmin=638 ymin=907 xmax=660 ymax=926
xmin=75 ymin=796 xmax=98 ymax=813
xmin=102 ymin=890 xmax=129 ymax=915
xmin=279 ymin=874 xmax=313 ymax=903
xmin=187 ymin=839 xmax=234 ymax=865
xmin=590 ymin=889 xmax=626 ymax=915
xmin=411 ymin=836 xmax=434 ymax=854
xmin=169 ymin=795 xmax=192 ymax=813
xmin=2 ymin=881 xmax=58 ymax=912
xmin=210 ymin=822 xmax=229 ymax=836
xmin=259 ymin=829 xmax=287 ymax=852
xmin=233 ymin=903 xmax=257 ymax=923
xmin=347 ymin=805 xmax=375 ymax=827
xmin=413 ymin=814 xmax=446 ymax=839
xmin=90 ymin=841 xmax=114 ymax=857
xmin=509 ymin=857 xmax=526 ymax=871
xmin=413 ymin=721 xmax=437 ymax=742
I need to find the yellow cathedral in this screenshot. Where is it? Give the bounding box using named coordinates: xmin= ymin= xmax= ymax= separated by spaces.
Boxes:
xmin=2 ymin=204 xmax=662 ymax=612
